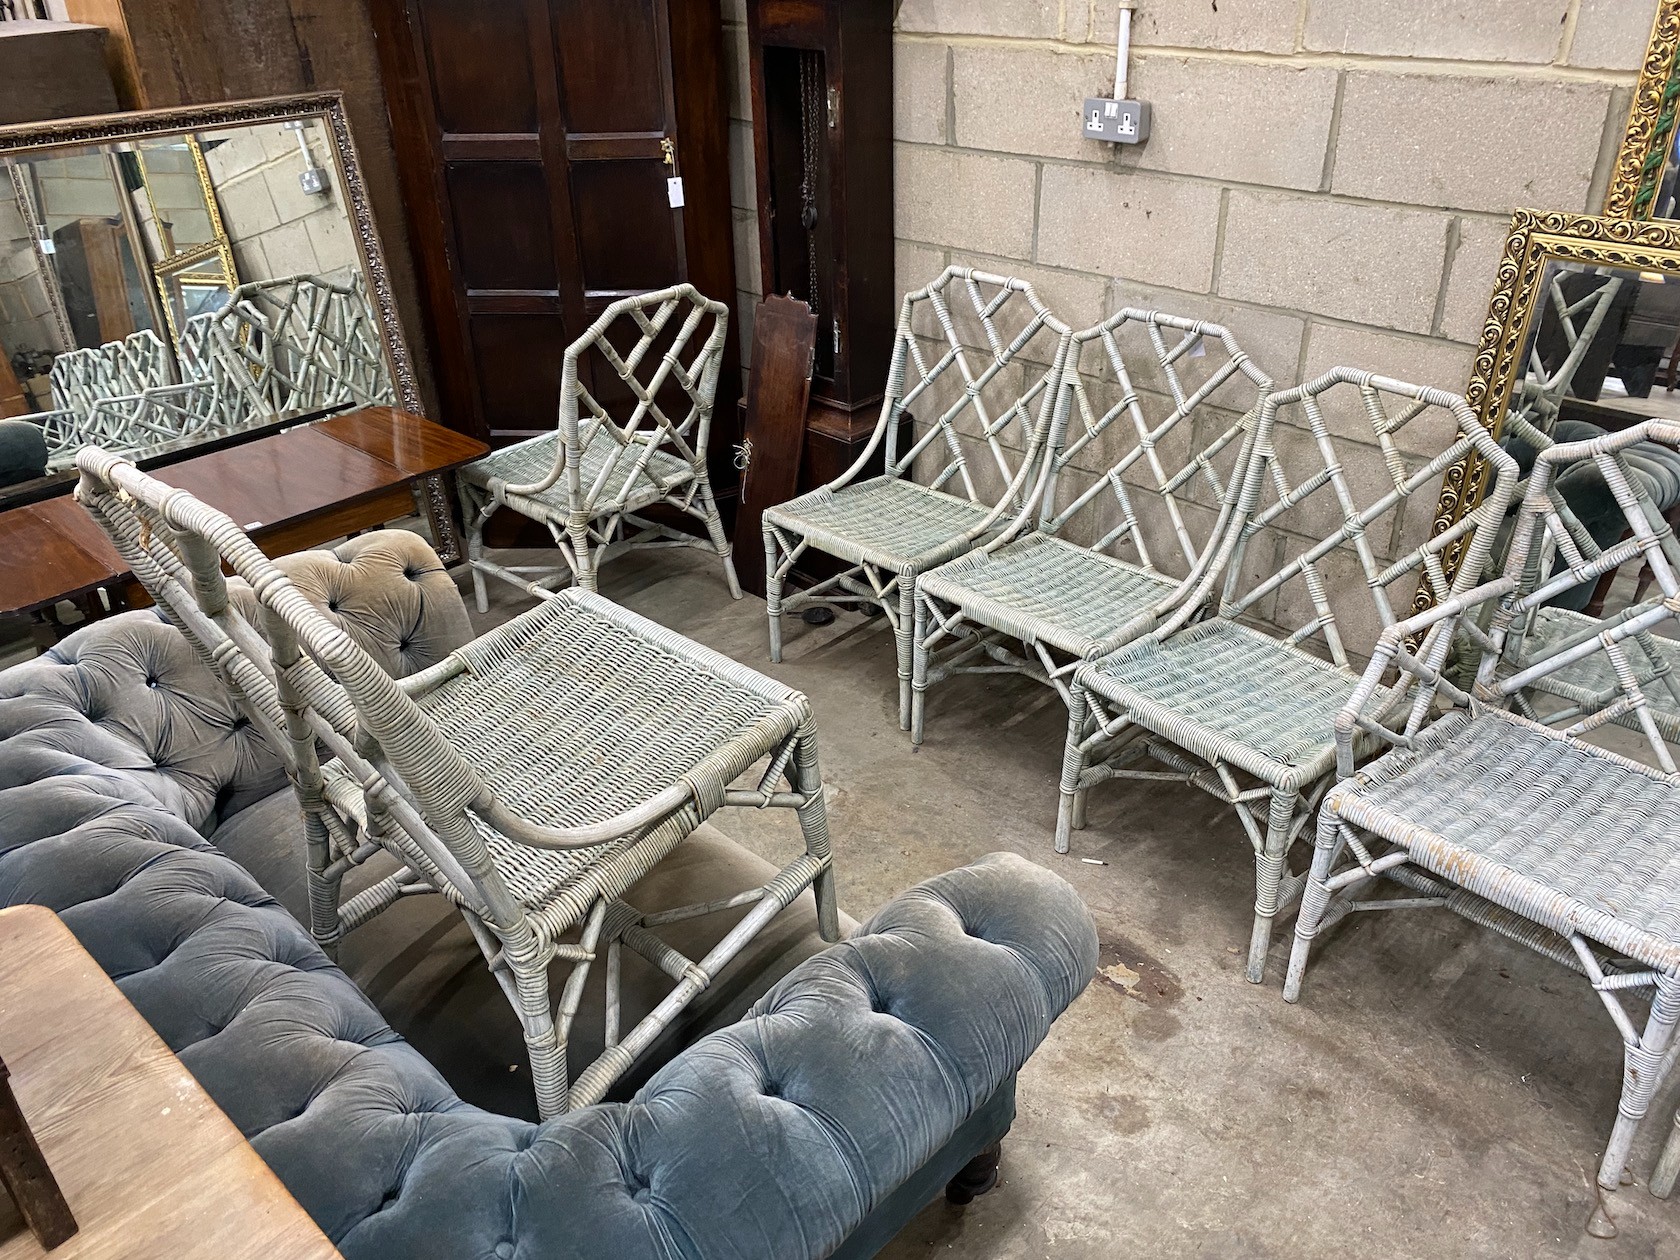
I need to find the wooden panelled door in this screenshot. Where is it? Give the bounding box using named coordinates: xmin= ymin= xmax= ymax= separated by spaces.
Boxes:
xmin=372 ymin=0 xmax=740 ymax=491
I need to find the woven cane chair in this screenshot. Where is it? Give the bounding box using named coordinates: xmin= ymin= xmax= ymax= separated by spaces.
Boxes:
xmin=764 ymin=267 xmax=1075 ymax=730
xmin=1056 ymin=368 xmax=1519 ymax=983
xmin=1284 ymin=421 xmax=1680 ymax=1235
xmin=911 ymin=308 xmax=1273 ymax=744
xmin=49 ymin=329 xmax=174 ymax=414
xmin=75 ymin=447 xmax=839 ymax=1121
xmin=458 ymin=284 xmax=739 ymax=607
xmin=1511 ymin=271 xmax=1625 ymax=437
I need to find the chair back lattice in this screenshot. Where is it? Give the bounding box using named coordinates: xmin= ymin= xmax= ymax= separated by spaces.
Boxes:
xmin=73 ymin=447 xmax=530 ymax=935
xmin=1511 ymin=271 xmax=1624 ymax=437
xmin=181 ymin=272 xmax=394 ymax=418
xmin=1213 ymin=367 xmax=1519 ymax=669
xmin=501 ymin=284 xmax=727 ymax=514
xmin=877 ymin=267 xmax=1073 ymax=515
xmin=1481 ymin=421 xmax=1680 ymax=770
xmin=50 ymin=330 xmax=174 ymax=413
xmin=1036 ymin=309 xmax=1273 ymax=583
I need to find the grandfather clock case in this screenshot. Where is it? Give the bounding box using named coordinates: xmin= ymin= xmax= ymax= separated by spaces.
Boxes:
xmin=746 ymin=0 xmax=894 ymax=483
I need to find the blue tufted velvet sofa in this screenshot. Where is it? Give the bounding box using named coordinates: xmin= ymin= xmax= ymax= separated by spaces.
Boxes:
xmin=0 ymin=529 xmax=1097 ymax=1258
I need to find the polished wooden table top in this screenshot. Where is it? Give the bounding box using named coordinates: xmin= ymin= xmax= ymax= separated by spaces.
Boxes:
xmin=0 ymin=905 xmax=341 ymax=1259
xmin=0 ymin=408 xmax=487 ymax=618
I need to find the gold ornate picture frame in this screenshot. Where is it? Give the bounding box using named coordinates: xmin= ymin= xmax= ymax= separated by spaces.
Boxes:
xmin=1603 ymin=0 xmax=1680 ymax=222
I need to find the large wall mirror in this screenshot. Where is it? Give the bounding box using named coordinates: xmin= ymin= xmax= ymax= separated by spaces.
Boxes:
xmin=0 ymin=93 xmax=417 ymax=502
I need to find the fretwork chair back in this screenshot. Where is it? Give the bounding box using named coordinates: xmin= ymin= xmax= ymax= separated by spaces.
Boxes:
xmin=1284 ymin=421 xmax=1680 ymax=1234
xmin=1057 ymin=367 xmax=1519 ymax=983
xmin=1512 ymin=270 xmax=1625 ymax=437
xmin=911 ymin=308 xmax=1273 ymax=744
xmin=181 ymin=272 xmax=395 ymax=420
xmin=457 ymin=284 xmax=739 ymax=606
xmin=74 ymin=446 xmax=839 ymax=1121
xmin=763 ymin=266 xmax=1075 ymax=730
xmin=49 ymin=329 xmax=174 ymax=413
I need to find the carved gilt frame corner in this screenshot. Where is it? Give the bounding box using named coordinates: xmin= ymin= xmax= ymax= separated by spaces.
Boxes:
xmin=1603 ymin=0 xmax=1680 ymax=222
xmin=1413 ymin=211 xmax=1680 ymax=616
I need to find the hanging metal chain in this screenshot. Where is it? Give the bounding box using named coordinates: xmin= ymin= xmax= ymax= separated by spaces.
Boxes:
xmin=797 ymin=50 xmax=822 ymax=322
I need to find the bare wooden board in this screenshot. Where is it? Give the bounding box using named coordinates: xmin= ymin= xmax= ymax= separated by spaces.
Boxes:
xmin=733 ymin=294 xmax=817 ymax=597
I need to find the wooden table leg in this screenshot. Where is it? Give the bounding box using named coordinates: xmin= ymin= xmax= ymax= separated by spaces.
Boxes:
xmin=0 ymin=1055 xmax=76 ymax=1249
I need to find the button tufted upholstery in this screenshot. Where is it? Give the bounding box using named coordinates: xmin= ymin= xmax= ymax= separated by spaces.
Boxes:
xmin=0 ymin=531 xmax=1098 ymax=1257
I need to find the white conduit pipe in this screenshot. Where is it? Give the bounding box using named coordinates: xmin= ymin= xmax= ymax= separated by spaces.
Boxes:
xmin=1114 ymin=0 xmax=1135 ymax=101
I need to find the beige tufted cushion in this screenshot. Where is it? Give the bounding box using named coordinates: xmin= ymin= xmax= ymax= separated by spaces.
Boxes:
xmin=233 ymin=529 xmax=474 ymax=680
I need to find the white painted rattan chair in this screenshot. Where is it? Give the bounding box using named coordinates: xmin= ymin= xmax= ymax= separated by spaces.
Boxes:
xmin=75 ymin=446 xmax=839 ymax=1121
xmin=458 ymin=284 xmax=740 ymax=606
xmin=1284 ymin=420 xmax=1680 ymax=1235
xmin=763 ymin=267 xmax=1075 ymax=730
xmin=49 ymin=329 xmax=174 ymax=413
xmin=1056 ymin=367 xmax=1519 ymax=983
xmin=911 ymin=308 xmax=1273 ymax=744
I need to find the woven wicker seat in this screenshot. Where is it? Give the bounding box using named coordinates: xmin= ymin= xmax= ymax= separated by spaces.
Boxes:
xmin=460 ymin=285 xmax=740 ymax=607
xmin=1059 ymin=368 xmax=1518 ymax=983
xmin=911 ymin=309 xmax=1273 ymax=744
xmin=1512 ymin=605 xmax=1680 ymax=739
xmin=1285 ymin=421 xmax=1680 ymax=1227
xmin=763 ymin=267 xmax=1073 ymax=731
xmin=75 ymin=448 xmax=839 ymax=1122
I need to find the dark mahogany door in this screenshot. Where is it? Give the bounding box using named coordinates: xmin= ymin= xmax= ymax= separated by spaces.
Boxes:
xmin=373 ymin=0 xmax=739 ymax=463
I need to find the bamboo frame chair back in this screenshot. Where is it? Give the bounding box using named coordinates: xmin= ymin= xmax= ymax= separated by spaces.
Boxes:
xmin=1203 ymin=368 xmax=1518 ymax=670
xmin=1514 ymin=271 xmax=1624 ymax=436
xmin=182 ymin=272 xmax=394 ymax=418
xmin=499 ymin=284 xmax=728 ymax=515
xmin=72 ymin=447 xmax=527 ymax=932
xmin=1030 ymin=309 xmax=1273 ymax=586
xmin=50 ymin=329 xmax=174 ymax=413
xmin=868 ymin=267 xmax=1073 ymax=518
xmin=1482 ymin=420 xmax=1680 ymax=770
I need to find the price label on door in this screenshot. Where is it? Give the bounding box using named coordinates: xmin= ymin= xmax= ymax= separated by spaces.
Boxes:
xmin=667 ymin=177 xmax=685 ymax=208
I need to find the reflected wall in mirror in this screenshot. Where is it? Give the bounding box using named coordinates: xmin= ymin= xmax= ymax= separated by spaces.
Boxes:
xmin=0 ymin=93 xmax=416 ymax=498
xmin=1423 ymin=211 xmax=1680 ymax=766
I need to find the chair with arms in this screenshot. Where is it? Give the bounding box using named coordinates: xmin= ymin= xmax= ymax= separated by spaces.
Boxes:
xmin=74 ymin=446 xmax=839 ymax=1122
xmin=1056 ymin=368 xmax=1518 ymax=983
xmin=763 ymin=267 xmax=1074 ymax=730
xmin=911 ymin=308 xmax=1273 ymax=744
xmin=458 ymin=284 xmax=740 ymax=606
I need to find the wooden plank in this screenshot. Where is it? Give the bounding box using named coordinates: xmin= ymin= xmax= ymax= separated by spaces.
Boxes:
xmin=0 ymin=353 xmax=29 ymax=420
xmin=0 ymin=906 xmax=341 ymax=1260
xmin=733 ymin=294 xmax=816 ymax=597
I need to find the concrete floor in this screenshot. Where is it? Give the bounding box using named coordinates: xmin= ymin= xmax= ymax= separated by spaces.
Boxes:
xmin=475 ymin=545 xmax=1680 ymax=1260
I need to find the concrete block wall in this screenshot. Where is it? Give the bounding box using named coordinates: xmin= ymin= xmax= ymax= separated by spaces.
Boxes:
xmin=720 ymin=0 xmax=1657 ymax=652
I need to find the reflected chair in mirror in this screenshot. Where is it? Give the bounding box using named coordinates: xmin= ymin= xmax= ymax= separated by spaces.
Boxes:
xmin=48 ymin=329 xmax=174 ymax=413
xmin=459 ymin=284 xmax=740 ymax=608
xmin=1056 ymin=369 xmax=1519 ymax=983
xmin=1512 ymin=271 xmax=1627 ymax=432
xmin=74 ymin=447 xmax=840 ymax=1121
xmin=763 ymin=267 xmax=1075 ymax=731
xmin=180 ymin=271 xmax=394 ymax=418
xmin=911 ymin=309 xmax=1273 ymax=745
xmin=1284 ymin=421 xmax=1680 ymax=1236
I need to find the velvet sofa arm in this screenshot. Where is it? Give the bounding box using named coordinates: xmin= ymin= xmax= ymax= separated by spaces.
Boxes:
xmin=342 ymin=852 xmax=1097 ymax=1260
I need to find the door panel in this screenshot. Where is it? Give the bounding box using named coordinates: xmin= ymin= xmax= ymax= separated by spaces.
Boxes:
xmin=469 ymin=314 xmax=571 ymax=435
xmin=570 ymin=162 xmax=682 ymax=294
xmin=552 ymin=0 xmax=667 ymax=134
xmin=420 ymin=0 xmax=540 ymax=134
xmin=443 ymin=163 xmax=558 ymax=291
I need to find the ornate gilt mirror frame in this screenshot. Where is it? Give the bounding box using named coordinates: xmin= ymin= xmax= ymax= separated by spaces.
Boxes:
xmin=0 ymin=92 xmax=420 ymax=416
xmin=1419 ymin=0 xmax=1680 ymax=611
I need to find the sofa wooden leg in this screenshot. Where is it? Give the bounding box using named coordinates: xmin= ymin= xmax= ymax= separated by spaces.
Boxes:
xmin=944 ymin=1141 xmax=1001 ymax=1206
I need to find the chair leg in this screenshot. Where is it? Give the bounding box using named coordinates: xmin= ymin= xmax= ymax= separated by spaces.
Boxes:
xmin=911 ymin=593 xmax=930 ymax=746
xmin=568 ymin=523 xmax=596 ymax=594
xmin=765 ymin=528 xmax=785 ymax=663
xmin=695 ymin=477 xmax=742 ymax=599
xmin=896 ymin=580 xmax=916 ymax=732
xmin=302 ymin=811 xmax=344 ymax=961
xmin=1055 ymin=686 xmax=1091 ymax=855
xmin=1246 ymin=789 xmax=1298 ymax=985
xmin=793 ymin=725 xmax=841 ymax=943
xmin=1588 ymin=974 xmax=1680 ymax=1237
xmin=1651 ymin=1108 xmax=1680 ymax=1200
xmin=508 ymin=943 xmax=568 ymax=1121
xmin=460 ymin=477 xmax=491 ymax=614
xmin=1283 ymin=807 xmax=1343 ymax=1003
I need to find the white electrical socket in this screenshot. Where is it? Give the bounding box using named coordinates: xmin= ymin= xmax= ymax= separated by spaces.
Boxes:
xmin=1083 ymin=97 xmax=1150 ymax=146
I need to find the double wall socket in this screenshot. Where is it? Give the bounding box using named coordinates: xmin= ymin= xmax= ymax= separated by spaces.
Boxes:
xmin=1082 ymin=97 xmax=1150 ymax=145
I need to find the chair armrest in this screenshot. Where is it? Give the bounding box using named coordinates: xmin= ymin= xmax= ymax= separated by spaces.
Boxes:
xmin=1333 ymin=577 xmax=1518 ymax=778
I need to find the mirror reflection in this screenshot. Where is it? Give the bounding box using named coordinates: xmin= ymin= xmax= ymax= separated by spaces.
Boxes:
xmin=0 ymin=113 xmax=394 ymax=488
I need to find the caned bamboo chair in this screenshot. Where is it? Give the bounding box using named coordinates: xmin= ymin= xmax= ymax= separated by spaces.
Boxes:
xmin=458 ymin=285 xmax=739 ymax=607
xmin=49 ymin=329 xmax=174 ymax=413
xmin=1284 ymin=421 xmax=1680 ymax=1236
xmin=1056 ymin=368 xmax=1518 ymax=983
xmin=911 ymin=308 xmax=1273 ymax=744
xmin=763 ymin=267 xmax=1075 ymax=730
xmin=75 ymin=447 xmax=839 ymax=1121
